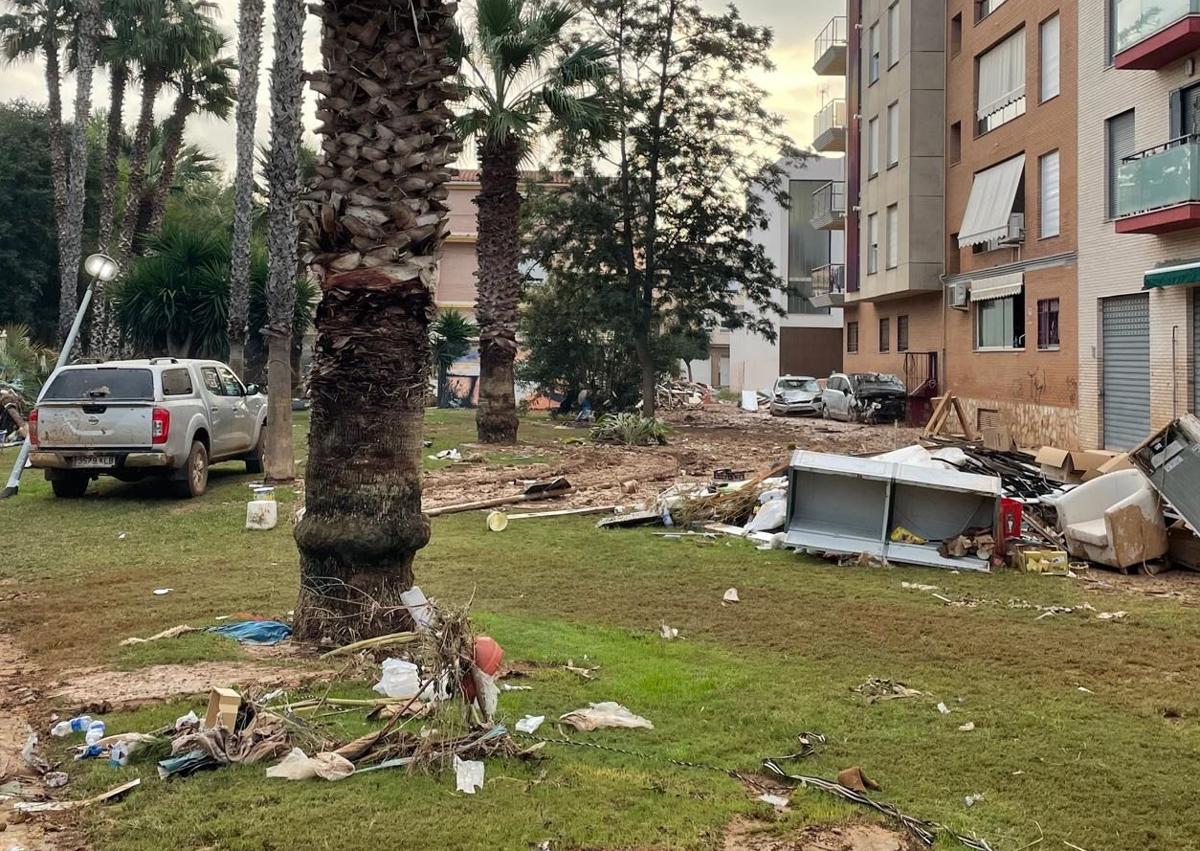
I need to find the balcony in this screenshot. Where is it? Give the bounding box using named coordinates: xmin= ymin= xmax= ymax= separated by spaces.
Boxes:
xmin=811 ymin=181 xmax=846 ymax=231
xmin=810 ymin=264 xmax=846 ymax=308
xmin=813 ymin=17 xmax=848 ymax=76
xmin=1115 ymin=136 xmax=1200 ymax=234
xmin=812 ymin=99 xmax=847 ymax=154
xmin=1113 ymin=0 xmax=1200 ymax=69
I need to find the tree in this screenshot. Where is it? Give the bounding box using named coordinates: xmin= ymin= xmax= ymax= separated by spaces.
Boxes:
xmin=228 ymin=0 xmax=266 ymax=378
xmin=524 ymin=0 xmax=799 ymax=417
xmin=457 ymin=0 xmax=610 ymax=444
xmin=261 ymin=0 xmax=305 ymax=483
xmin=294 ymin=0 xmax=461 ymax=643
xmin=430 ymin=309 xmax=476 ymax=407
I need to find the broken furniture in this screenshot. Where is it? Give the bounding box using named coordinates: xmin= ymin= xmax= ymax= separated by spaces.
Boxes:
xmin=1129 ymin=413 xmax=1200 ymax=535
xmin=1047 ymin=468 xmax=1167 ymax=571
xmin=783 ymin=450 xmax=1000 ymax=571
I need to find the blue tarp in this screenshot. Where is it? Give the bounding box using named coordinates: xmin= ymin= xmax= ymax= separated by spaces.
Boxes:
xmin=209 ymin=620 xmax=292 ymax=646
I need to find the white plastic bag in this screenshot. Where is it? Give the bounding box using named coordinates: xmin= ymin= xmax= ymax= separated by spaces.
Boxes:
xmin=515 ymin=715 xmax=545 ymax=734
xmin=745 ymin=499 xmax=787 ymax=533
xmin=454 ymin=755 xmax=485 ymax=794
xmin=559 ymin=702 xmax=653 ymax=731
xmin=373 ymin=658 xmax=436 ymax=700
xmin=265 ymin=748 xmax=354 ymax=781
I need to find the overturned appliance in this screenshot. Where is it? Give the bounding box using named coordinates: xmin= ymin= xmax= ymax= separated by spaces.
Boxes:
xmin=783 ymin=450 xmax=1001 ymax=571
xmin=1129 ymin=413 xmax=1200 ymax=535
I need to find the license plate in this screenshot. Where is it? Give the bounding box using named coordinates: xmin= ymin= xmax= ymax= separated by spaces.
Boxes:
xmin=72 ymin=455 xmax=115 ymax=468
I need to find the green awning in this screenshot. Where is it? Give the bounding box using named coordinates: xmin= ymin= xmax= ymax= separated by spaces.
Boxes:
xmin=1144 ymin=260 xmax=1200 ymax=289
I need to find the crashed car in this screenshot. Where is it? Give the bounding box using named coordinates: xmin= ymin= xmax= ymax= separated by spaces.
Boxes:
xmin=821 ymin=372 xmax=907 ymax=423
xmin=768 ymin=375 xmax=822 ymax=417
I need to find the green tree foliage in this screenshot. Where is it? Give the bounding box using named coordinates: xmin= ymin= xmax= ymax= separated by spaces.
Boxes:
xmin=0 ymin=324 xmax=55 ymax=401
xmin=524 ymin=0 xmax=800 ymax=415
xmin=430 ymin=309 xmax=477 ymax=407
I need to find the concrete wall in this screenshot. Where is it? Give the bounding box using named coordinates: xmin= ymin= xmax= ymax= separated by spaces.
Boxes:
xmin=1077 ymin=4 xmax=1200 ymax=449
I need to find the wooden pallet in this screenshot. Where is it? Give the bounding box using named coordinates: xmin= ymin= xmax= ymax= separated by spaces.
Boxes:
xmin=922 ymin=394 xmax=977 ymax=441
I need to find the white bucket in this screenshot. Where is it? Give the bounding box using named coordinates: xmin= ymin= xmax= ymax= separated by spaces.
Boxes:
xmin=246 ymin=499 xmax=278 ymax=531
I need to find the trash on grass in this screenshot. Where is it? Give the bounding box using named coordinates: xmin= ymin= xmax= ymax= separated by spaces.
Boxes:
xmin=14 ymin=778 xmax=141 ymax=813
xmin=936 ymin=702 xmax=950 ymax=715
xmin=265 ymin=748 xmax=355 ymax=781
xmin=209 ymin=620 xmax=292 ymax=645
xmin=245 ymin=497 xmax=278 ymax=531
xmin=515 ymin=715 xmax=545 ymax=734
xmin=957 ymin=721 xmax=975 ymax=732
xmin=559 ymin=702 xmax=653 ymax=731
xmin=119 ymin=624 xmax=200 ymax=647
xmin=453 ymin=755 xmax=484 ymax=794
xmin=757 ymin=792 xmax=790 ymax=810
xmin=964 ymin=792 xmax=984 ymax=807
xmin=659 ymin=624 xmax=679 ymax=640
xmin=204 ymin=688 xmax=242 ymax=731
xmin=836 ymin=766 xmax=881 ymax=793
xmin=373 ymin=658 xmax=440 ymax=701
xmin=44 ymin=771 xmax=68 ymax=788
xmin=900 ymin=582 xmax=939 ymax=592
xmin=429 ymin=448 xmax=463 ymax=462
xmin=853 ymin=677 xmax=922 ymax=703
xmin=174 ymin=710 xmax=200 ymax=732
xmin=1097 ymin=610 xmax=1128 ymax=620
xmin=153 ymin=588 xmax=172 ymax=596
xmin=722 ymin=587 xmax=740 ymax=604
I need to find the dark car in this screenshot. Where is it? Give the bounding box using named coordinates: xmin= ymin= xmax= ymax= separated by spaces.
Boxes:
xmin=821 ymin=372 xmax=907 ymax=424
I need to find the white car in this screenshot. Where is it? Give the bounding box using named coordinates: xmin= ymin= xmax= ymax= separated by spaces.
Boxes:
xmin=821 ymin=372 xmax=908 ymax=424
xmin=28 ymin=358 xmax=267 ymax=498
xmin=768 ymin=376 xmax=822 ymax=417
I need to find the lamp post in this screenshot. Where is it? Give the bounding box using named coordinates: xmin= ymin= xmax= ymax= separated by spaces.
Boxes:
xmin=0 ymin=253 xmax=121 ymax=498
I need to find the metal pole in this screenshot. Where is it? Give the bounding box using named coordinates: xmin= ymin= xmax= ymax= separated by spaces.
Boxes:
xmin=0 ymin=279 xmax=96 ymax=498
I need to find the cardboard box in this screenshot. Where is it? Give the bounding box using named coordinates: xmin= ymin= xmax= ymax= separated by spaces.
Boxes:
xmin=982 ymin=424 xmax=1015 ymax=452
xmin=1010 ymin=547 xmax=1069 ymax=573
xmin=1036 ymin=447 xmax=1123 ymax=483
xmin=204 ymin=687 xmax=242 ymax=731
xmin=1081 ymin=452 xmax=1134 ymax=482
xmin=1035 ymin=446 xmax=1075 ymax=483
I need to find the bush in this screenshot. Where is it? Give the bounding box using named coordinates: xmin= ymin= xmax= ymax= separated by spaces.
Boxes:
xmin=590 ymin=413 xmax=670 ymax=446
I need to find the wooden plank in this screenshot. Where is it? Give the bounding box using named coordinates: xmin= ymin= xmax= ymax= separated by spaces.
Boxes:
xmin=951 ymin=396 xmax=977 ymax=441
xmin=923 ymin=395 xmax=952 ymax=437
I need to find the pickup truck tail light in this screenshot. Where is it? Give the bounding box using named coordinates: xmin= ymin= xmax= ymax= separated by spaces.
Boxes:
xmin=151 ymin=407 xmax=170 ymax=445
xmin=27 ymin=408 xmax=38 ymax=446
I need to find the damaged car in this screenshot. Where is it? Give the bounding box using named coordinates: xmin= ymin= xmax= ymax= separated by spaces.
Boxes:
xmin=821 ymin=372 xmax=908 ymax=424
xmin=768 ymin=375 xmax=823 ymax=417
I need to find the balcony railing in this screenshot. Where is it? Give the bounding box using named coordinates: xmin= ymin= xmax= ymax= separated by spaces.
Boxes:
xmin=810 ymin=264 xmax=846 ymax=308
xmin=811 ymin=181 xmax=846 ymax=231
xmin=1113 ymin=0 xmax=1200 ymax=68
xmin=1117 ymin=135 xmax=1200 ymax=218
xmin=813 ymin=17 xmax=848 ymax=76
xmin=812 ymin=99 xmax=847 ymax=153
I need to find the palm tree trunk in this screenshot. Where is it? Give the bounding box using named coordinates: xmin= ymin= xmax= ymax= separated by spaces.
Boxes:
xmin=228 ymin=0 xmax=266 ymax=379
xmin=143 ymin=93 xmax=193 ymax=238
xmin=57 ymin=0 xmax=100 ymax=349
xmin=473 ymin=142 xmax=522 ymax=444
xmin=42 ymin=17 xmax=70 ymax=343
xmin=261 ymin=0 xmax=305 ymax=483
xmin=117 ymin=73 xmax=164 ymax=260
xmin=88 ymin=63 xmax=128 ymax=359
xmin=293 ymin=0 xmax=461 ymax=644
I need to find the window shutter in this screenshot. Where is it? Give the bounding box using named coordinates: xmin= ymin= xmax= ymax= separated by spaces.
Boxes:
xmin=1039 ymin=150 xmax=1060 ymax=238
xmin=1040 ymin=15 xmax=1059 ymax=101
xmin=1106 ymin=111 xmax=1135 ymax=218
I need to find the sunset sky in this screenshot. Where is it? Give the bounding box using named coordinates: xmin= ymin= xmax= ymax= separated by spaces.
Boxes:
xmin=0 ymin=0 xmax=843 ymax=172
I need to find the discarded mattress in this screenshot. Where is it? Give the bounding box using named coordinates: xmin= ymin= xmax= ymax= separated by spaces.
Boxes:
xmin=784 ymin=450 xmax=1001 ymax=571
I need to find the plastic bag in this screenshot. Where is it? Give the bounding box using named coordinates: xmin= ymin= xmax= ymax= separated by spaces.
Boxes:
xmin=745 ymin=499 xmax=787 ymax=533
xmin=265 ymin=748 xmax=354 ymax=781
xmin=372 ymin=658 xmax=438 ymax=700
xmin=559 ymin=702 xmax=653 ymax=731
xmin=454 ymin=755 xmax=484 ymax=794
xmin=515 ymin=715 xmax=545 ymax=734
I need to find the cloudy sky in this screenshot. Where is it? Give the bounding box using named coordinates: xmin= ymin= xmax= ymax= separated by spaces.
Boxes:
xmin=0 ymin=0 xmax=843 ymax=172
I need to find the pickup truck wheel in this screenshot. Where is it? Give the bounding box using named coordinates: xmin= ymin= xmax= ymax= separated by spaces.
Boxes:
xmin=50 ymin=473 xmax=89 ymax=499
xmin=245 ymin=426 xmax=265 ymax=475
xmin=173 ymin=441 xmax=209 ymax=498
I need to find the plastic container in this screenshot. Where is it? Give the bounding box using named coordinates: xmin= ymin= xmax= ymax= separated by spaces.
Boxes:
xmin=486 ymin=510 xmax=508 ymax=532
xmin=50 ymin=715 xmax=91 ymax=737
xmin=246 ymin=499 xmax=279 ymax=530
xmin=84 ymin=719 xmax=106 ymax=746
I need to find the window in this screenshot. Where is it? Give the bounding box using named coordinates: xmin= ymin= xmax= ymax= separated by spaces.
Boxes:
xmin=203 ymin=366 xmax=244 ymax=397
xmin=951 ymin=13 xmax=962 ymax=57
xmin=887 ymin=3 xmax=900 ymax=68
xmin=1106 ymin=110 xmax=1135 ymax=218
xmin=886 ymin=204 xmax=899 ymax=268
xmin=1037 ymin=298 xmax=1060 ymax=350
xmin=1040 ymin=14 xmax=1060 ymax=102
xmin=161 ymin=368 xmax=193 ymax=396
xmin=887 ymin=102 xmax=900 ymax=167
xmin=977 ymin=29 xmax=1026 ymax=134
xmin=847 ymin=322 xmax=859 ymax=353
xmin=949 ymin=121 xmax=961 ymax=165
xmin=1039 ymin=150 xmax=1060 ymax=238
xmin=976 ymin=0 xmax=1007 ymax=22
xmin=786 ymin=179 xmax=832 ymax=315
xmin=869 ymin=23 xmax=880 ymax=83
xmin=868 ymin=116 xmax=880 ymax=176
xmin=787 ymin=286 xmax=807 ymax=314
xmin=879 ymin=317 xmax=891 ymax=352
xmin=897 ymin=315 xmax=909 ymax=351
xmin=867 ymin=213 xmax=879 ymax=274
xmin=975 ymin=292 xmax=1026 ymax=349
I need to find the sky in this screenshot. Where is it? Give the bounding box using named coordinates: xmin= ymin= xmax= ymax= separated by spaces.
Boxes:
xmin=0 ymin=0 xmax=844 ymax=173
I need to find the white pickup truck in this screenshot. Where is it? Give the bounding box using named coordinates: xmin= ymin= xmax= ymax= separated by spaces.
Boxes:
xmin=28 ymin=358 xmax=268 ymax=498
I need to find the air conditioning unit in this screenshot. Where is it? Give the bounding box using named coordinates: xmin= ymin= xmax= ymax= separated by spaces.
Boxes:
xmin=949 ymin=281 xmax=970 ymax=310
xmin=1000 ymin=212 xmax=1025 ymax=245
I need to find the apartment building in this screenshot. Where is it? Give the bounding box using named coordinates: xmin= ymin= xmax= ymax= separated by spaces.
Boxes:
xmin=815 ymin=0 xmax=948 ymax=409
xmin=723 ymin=156 xmax=846 ymax=392
xmin=1077 ymin=2 xmax=1200 ymax=449
xmin=943 ymin=0 xmax=1079 ymax=446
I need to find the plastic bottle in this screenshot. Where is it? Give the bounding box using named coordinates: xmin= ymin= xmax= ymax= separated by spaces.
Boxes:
xmin=84 ymin=719 xmax=106 ymax=746
xmin=109 ymin=741 xmax=129 ymax=767
xmin=50 ymin=715 xmax=91 ymax=737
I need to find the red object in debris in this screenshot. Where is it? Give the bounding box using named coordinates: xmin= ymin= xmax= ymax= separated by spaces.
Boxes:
xmin=461 ymin=636 xmax=504 ymax=701
xmin=999 ymin=498 xmax=1023 ymax=543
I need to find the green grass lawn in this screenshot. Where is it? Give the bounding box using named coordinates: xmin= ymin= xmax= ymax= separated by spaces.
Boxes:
xmin=4 ymin=410 xmax=1200 ymax=850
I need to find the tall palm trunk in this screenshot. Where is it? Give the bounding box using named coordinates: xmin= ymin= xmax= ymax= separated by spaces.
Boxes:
xmin=41 ymin=9 xmax=70 ymax=343
xmin=57 ymin=0 xmax=100 ymax=348
xmin=228 ymin=0 xmax=265 ymax=379
xmin=89 ymin=63 xmax=128 ymax=359
xmin=473 ymin=141 xmax=522 ymax=444
xmin=117 ymin=73 xmax=164 ymax=259
xmin=261 ymin=0 xmax=305 ymax=483
xmin=143 ymin=92 xmax=193 ymax=238
xmin=293 ymin=0 xmax=461 ymax=644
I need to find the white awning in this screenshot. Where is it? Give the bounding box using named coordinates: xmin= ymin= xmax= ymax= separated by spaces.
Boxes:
xmin=970 ymin=271 xmax=1024 ymax=302
xmin=958 ymin=155 xmax=1026 ymax=248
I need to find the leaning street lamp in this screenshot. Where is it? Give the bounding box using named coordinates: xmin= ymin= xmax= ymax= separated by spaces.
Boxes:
xmin=0 ymin=252 xmax=122 ymax=498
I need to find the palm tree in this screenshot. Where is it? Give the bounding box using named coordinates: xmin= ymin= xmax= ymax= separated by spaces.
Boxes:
xmin=260 ymin=0 xmax=305 ymax=483
xmin=228 ymin=0 xmax=265 ymax=378
xmin=457 ymin=0 xmax=610 ymax=444
xmin=142 ymin=42 xmax=235 ymax=236
xmin=115 ymin=0 xmax=221 ymax=260
xmin=431 ymin=309 xmax=477 ymax=406
xmin=293 ymin=0 xmax=462 ymax=643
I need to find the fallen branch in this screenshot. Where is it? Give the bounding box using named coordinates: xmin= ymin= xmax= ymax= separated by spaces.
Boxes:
xmin=319 ymin=631 xmax=419 ymax=659
xmin=425 ymin=487 xmax=576 ymax=517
